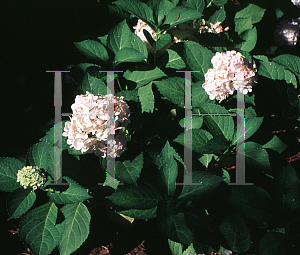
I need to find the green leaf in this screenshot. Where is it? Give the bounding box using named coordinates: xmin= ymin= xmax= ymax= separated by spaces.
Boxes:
xmin=245 ymin=107 xmax=257 ymax=119
xmin=131 ymin=33 xmax=148 ymax=59
xmin=174 ymin=129 xmax=213 ymax=154
xmin=197 ymin=104 xmax=235 ymax=141
xmin=253 ymin=54 xmax=269 ymax=62
xmin=179 ymin=116 xmax=203 ymax=129
xmin=115 ymin=47 xmax=147 ymax=63
xmin=158 ymin=210 xmax=193 ymax=244
xmin=234 ymin=17 xmax=253 ymax=35
xmin=107 ymin=19 xmax=132 ymax=55
xmin=113 ymin=0 xmax=154 ymax=27
xmin=153 ymin=77 xmax=185 ymax=108
xmin=115 ymin=152 xmax=143 ymax=185
xmin=275 ymin=8 xmax=284 ymax=19
xmin=222 ymin=169 xmax=230 ymax=184
xmin=219 ymin=214 xmax=251 ymax=253
xmin=124 ymin=66 xmax=167 ymax=87
xmin=117 ymin=206 xmax=157 ymax=219
xmin=163 ymin=6 xmax=202 ymax=29
xmin=271 ymin=54 xmax=300 ymax=79
xmin=153 ymin=0 xmax=172 ymax=26
xmin=232 ymin=117 xmax=264 ymax=146
xmin=226 ymin=186 xmax=278 ymax=222
xmin=258 ymin=60 xmax=286 ymax=80
xmin=74 ymin=40 xmax=109 ymax=63
xmin=209 ymin=7 xmax=226 ymax=24
xmin=212 ymin=0 xmax=228 ymax=6
xmin=116 ymin=88 xmax=139 ymax=102
xmin=182 ymin=41 xmax=214 ymax=82
xmin=258 ymin=232 xmax=288 ymax=255
xmin=138 ymin=82 xmax=155 ymax=113
xmin=165 ymin=49 xmax=186 ymax=69
xmin=272 ymin=164 xmax=299 ymax=209
xmin=81 ymin=72 xmax=108 ymax=95
xmin=59 ymin=202 xmax=91 ymax=255
xmin=245 ymin=142 xmax=272 ymax=171
xmin=98 ymin=35 xmax=108 ymax=47
xmin=262 ymin=135 xmax=288 ymax=154
xmin=178 ymin=171 xmax=223 ymax=202
xmin=154 ymin=33 xmax=172 ymax=52
xmin=198 ymin=154 xmax=215 ymax=168
xmin=168 ymin=239 xmax=198 ymax=255
xmin=235 ymin=3 xmax=266 ymax=25
xmin=192 ymin=81 xmax=211 ymax=105
xmin=284 ymin=70 xmax=297 ymax=88
xmin=7 ymin=189 xmax=36 ymax=220
xmin=19 ymin=202 xmax=62 ymax=255
xmin=155 ymin=141 xmax=182 ymax=197
xmin=186 ymin=0 xmax=205 ymax=14
xmin=234 ymin=27 xmax=257 ymax=52
xmin=40 ymin=121 xmax=69 ymax=150
xmin=0 ymin=157 xmax=25 ymax=192
xmin=48 ymin=177 xmax=92 ymax=204
xmin=106 ymin=183 xmax=163 ymax=209
xmin=27 ymin=142 xmax=49 ymax=170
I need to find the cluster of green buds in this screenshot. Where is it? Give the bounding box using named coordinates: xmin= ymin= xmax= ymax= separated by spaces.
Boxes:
xmin=16 ymin=166 xmax=46 ymax=190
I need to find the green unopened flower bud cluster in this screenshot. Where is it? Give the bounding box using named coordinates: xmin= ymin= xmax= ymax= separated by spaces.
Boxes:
xmin=16 ymin=166 xmax=46 ymax=190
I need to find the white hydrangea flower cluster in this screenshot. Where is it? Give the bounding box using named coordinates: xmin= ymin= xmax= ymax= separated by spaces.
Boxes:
xmin=274 ymin=18 xmax=300 ymax=46
xmin=291 ymin=0 xmax=300 ymax=7
xmin=202 ymin=51 xmax=257 ymax=101
xmin=63 ymin=92 xmax=130 ymax=158
xmin=17 ymin=166 xmax=46 ymax=190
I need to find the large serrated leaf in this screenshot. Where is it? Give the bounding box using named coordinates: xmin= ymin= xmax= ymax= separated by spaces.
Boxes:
xmin=113 ymin=0 xmax=155 ymax=28
xmin=271 ymin=54 xmax=300 ymax=78
xmin=272 ymin=164 xmax=299 ymax=210
xmin=163 ymin=6 xmax=202 ymax=29
xmin=160 ymin=212 xmax=193 ymax=244
xmin=40 ymin=121 xmax=69 ymax=150
xmin=0 ymin=157 xmax=24 ymax=192
xmin=131 ymin=33 xmax=148 ymax=59
xmin=258 ymin=232 xmax=288 ymax=255
xmin=19 ymin=202 xmax=62 ymax=255
xmin=115 ymin=48 xmax=147 ymax=63
xmin=174 ymin=129 xmax=213 ymax=154
xmin=48 ymin=177 xmax=92 ymax=204
xmin=258 ymin=61 xmax=286 ymax=80
xmin=154 ymin=77 xmax=185 ymax=108
xmin=138 ymin=82 xmax=155 ymax=113
xmin=59 ymin=202 xmax=91 ymax=255
xmin=234 ymin=17 xmax=253 ymax=34
xmin=234 ymin=27 xmax=257 ymax=52
xmin=106 ymin=184 xmax=162 ymax=209
xmin=124 ymin=66 xmax=167 ymax=87
xmin=81 ymin=72 xmax=108 ymax=95
xmin=235 ymin=4 xmax=265 ymax=25
xmin=219 ymin=214 xmax=251 ymax=253
xmin=262 ymin=135 xmax=288 ymax=154
xmin=165 ymin=49 xmax=186 ymax=69
xmin=107 ymin=19 xmax=132 ymax=55
xmin=182 ymin=41 xmax=214 ymax=82
xmin=74 ymin=40 xmax=109 ymax=63
xmin=178 ymin=171 xmax=223 ymax=202
xmin=196 ymin=104 xmax=234 ymax=141
xmin=208 ymin=7 xmax=226 ymax=24
xmin=232 ymin=117 xmax=264 ymax=146
xmin=168 ymin=239 xmax=198 ymax=255
xmin=115 ymin=152 xmax=143 ymax=185
xmin=186 ymin=0 xmax=205 ymax=14
xmin=27 ymin=142 xmax=49 ymax=170
xmin=117 ymin=206 xmax=157 ymax=219
xmin=245 ymin=142 xmax=272 ymax=171
xmin=226 ymin=186 xmax=278 ymax=222
xmin=7 ymin=189 xmax=36 ymax=220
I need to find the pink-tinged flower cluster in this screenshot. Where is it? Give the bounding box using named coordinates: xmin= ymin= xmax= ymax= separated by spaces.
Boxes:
xmin=291 ymin=0 xmax=300 ymax=7
xmin=63 ymin=92 xmax=130 ymax=158
xmin=274 ymin=18 xmax=300 ymax=46
xmin=202 ymin=51 xmax=257 ymax=101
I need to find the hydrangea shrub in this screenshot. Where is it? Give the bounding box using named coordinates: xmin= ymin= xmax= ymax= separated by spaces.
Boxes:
xmin=1 ymin=0 xmax=300 ymax=255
